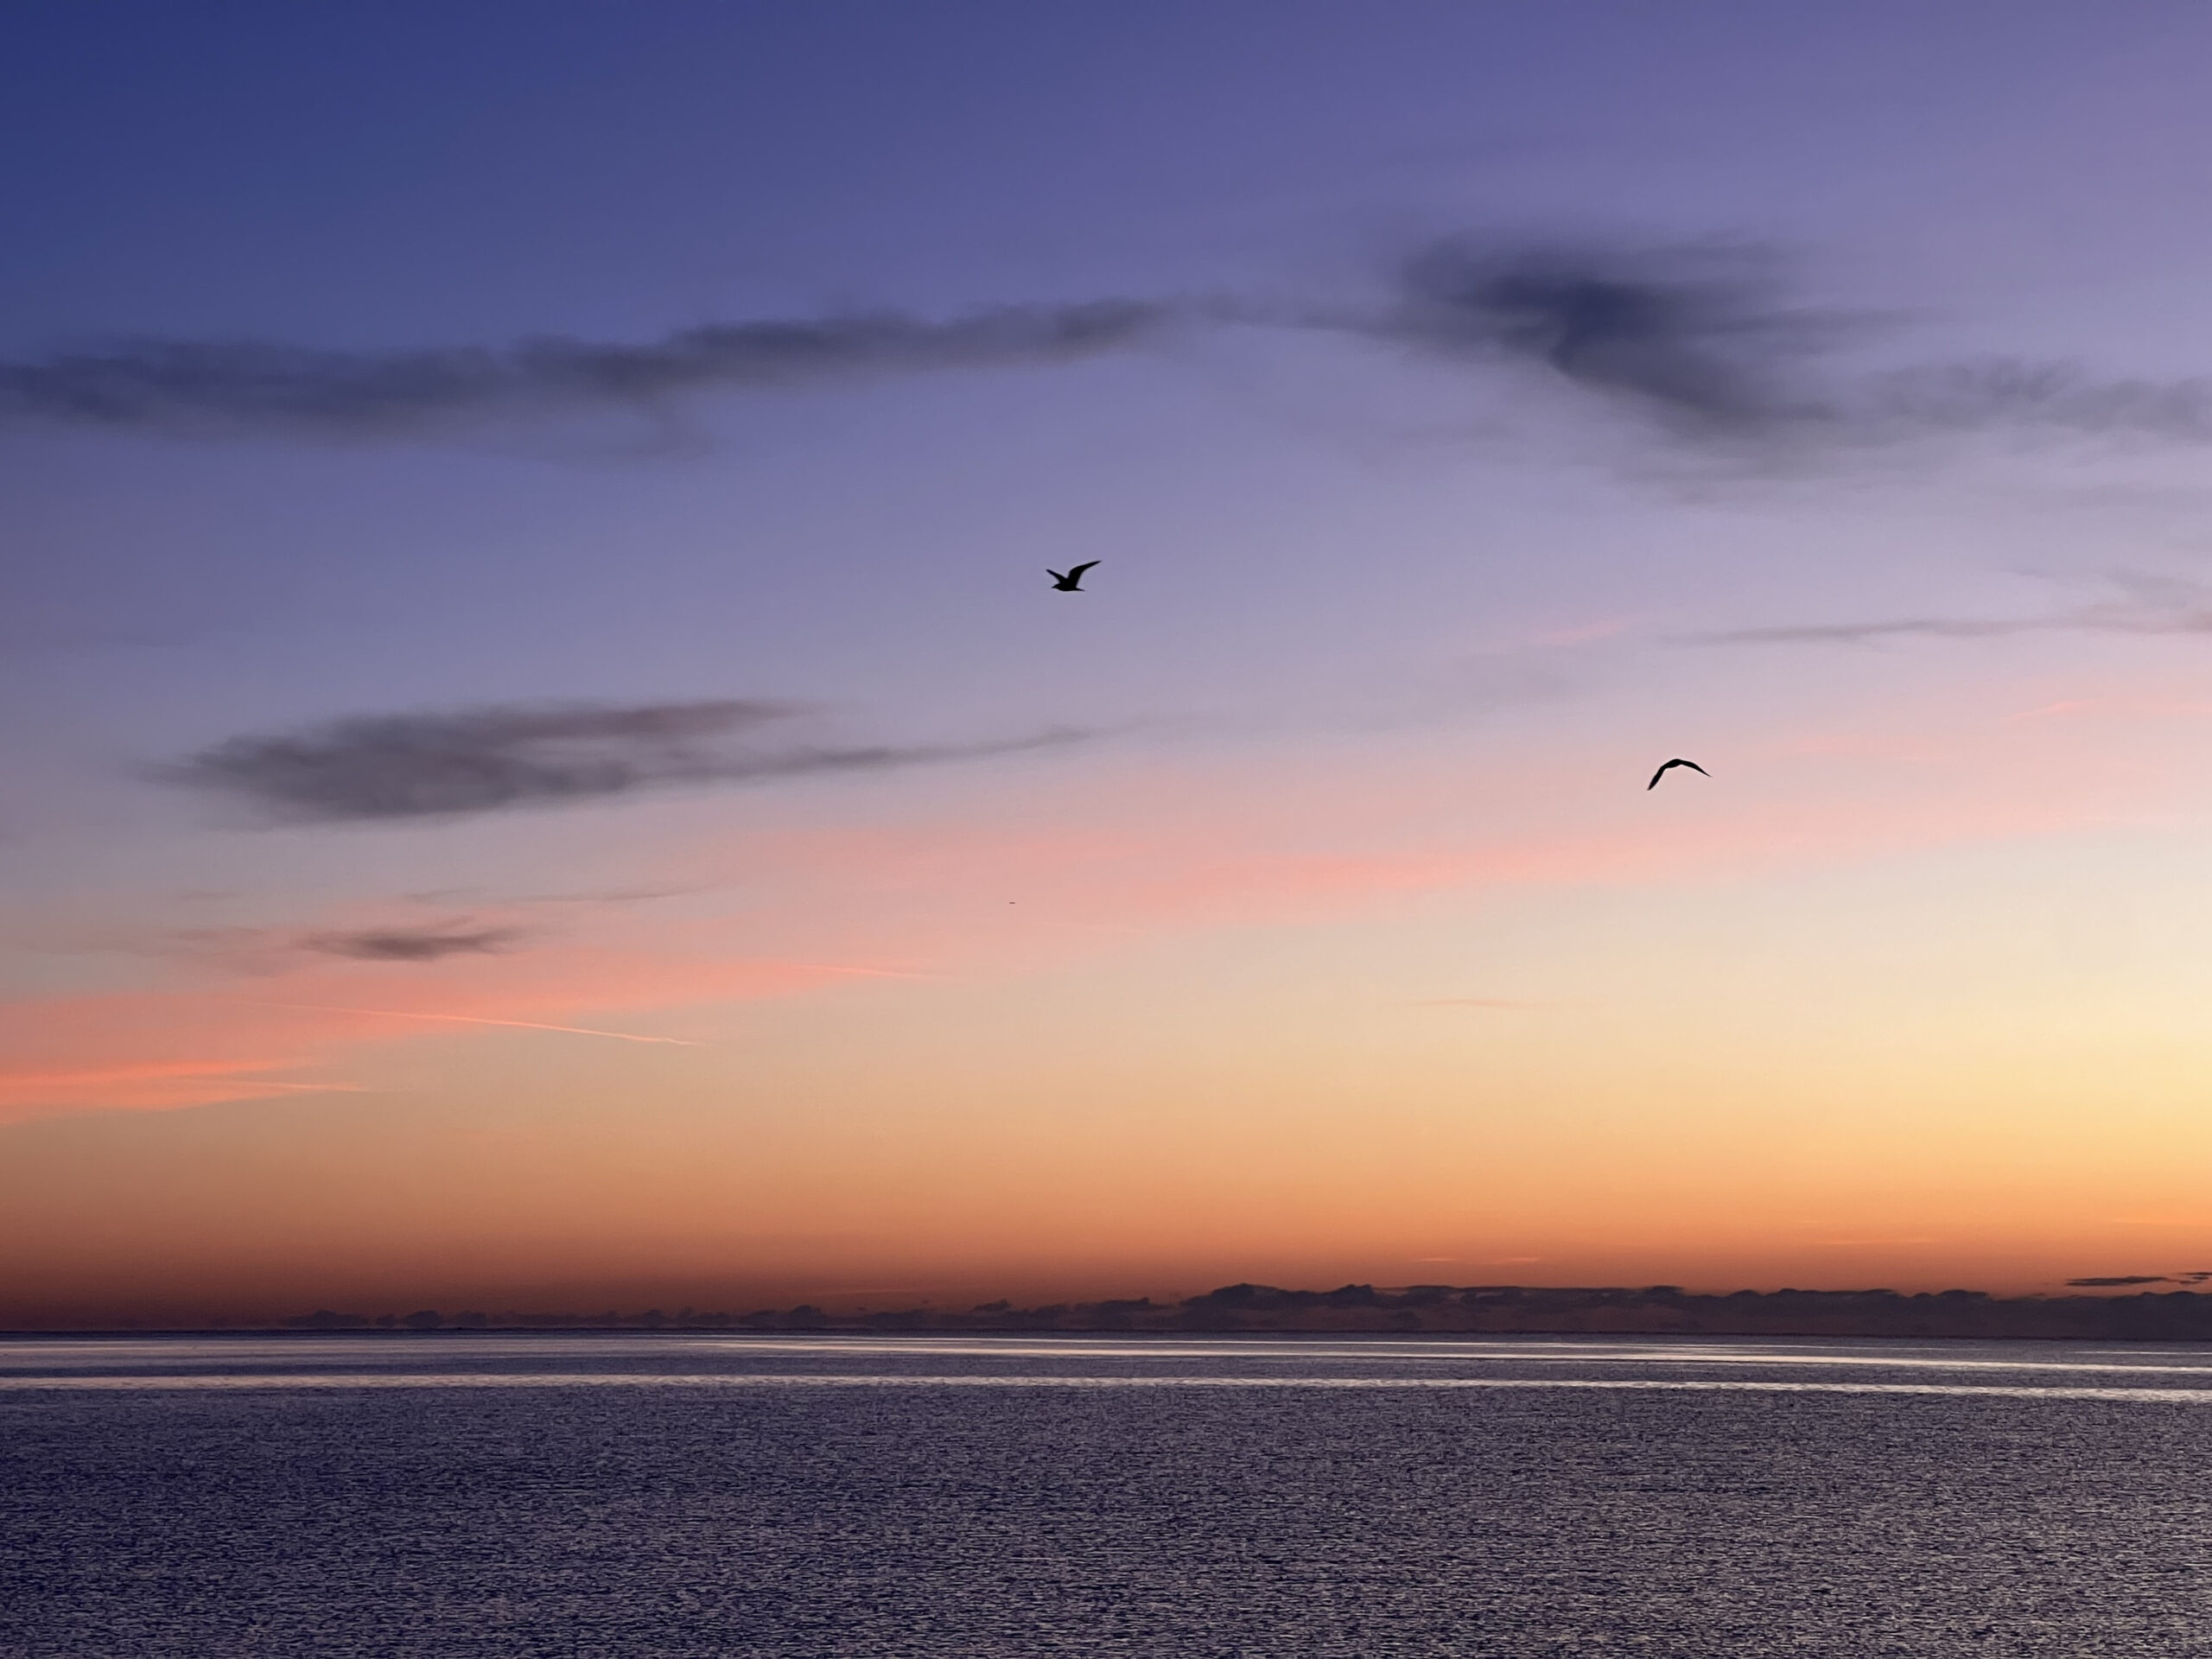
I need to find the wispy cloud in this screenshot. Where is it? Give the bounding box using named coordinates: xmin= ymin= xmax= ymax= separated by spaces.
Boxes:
xmin=0 ymin=302 xmax=1170 ymax=439
xmin=161 ymin=700 xmax=1087 ymax=823
xmin=1687 ymin=574 xmax=2212 ymax=649
xmin=1871 ymin=359 xmax=2212 ymax=442
xmin=252 ymin=1002 xmax=705 ymax=1046
xmin=15 ymin=236 xmax=2212 ymax=462
xmin=2004 ymin=696 xmax=2212 ymax=723
xmin=0 ymin=1058 xmax=365 ymax=1117
xmin=1694 ymin=618 xmax=2045 ymax=646
xmin=0 ymin=943 xmax=917 ymax=1121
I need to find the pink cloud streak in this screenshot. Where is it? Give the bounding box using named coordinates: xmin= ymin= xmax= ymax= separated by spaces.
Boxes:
xmin=7 ymin=682 xmax=2204 ymax=1125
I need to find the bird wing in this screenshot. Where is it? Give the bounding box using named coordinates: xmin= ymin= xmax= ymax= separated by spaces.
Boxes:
xmin=1067 ymin=561 xmax=1099 ymax=579
xmin=1647 ymin=758 xmax=1707 ymax=789
xmin=1046 ymin=568 xmax=1068 ymax=582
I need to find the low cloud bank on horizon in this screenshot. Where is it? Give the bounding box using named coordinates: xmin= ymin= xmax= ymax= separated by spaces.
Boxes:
xmin=45 ymin=1280 xmax=2212 ymax=1338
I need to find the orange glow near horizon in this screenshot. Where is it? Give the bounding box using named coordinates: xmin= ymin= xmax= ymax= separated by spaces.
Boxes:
xmin=8 ymin=671 xmax=2212 ymax=1326
xmin=10 ymin=378 xmax=2212 ymax=1327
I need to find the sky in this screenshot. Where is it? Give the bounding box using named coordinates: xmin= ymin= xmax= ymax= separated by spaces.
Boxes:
xmin=6 ymin=1 xmax=2212 ymax=1326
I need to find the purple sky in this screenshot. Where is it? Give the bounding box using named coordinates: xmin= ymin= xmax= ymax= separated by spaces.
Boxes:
xmin=7 ymin=3 xmax=2212 ymax=1323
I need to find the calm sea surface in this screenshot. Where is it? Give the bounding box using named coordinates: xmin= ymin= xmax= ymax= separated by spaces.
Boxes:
xmin=4 ymin=1333 xmax=2209 ymax=1656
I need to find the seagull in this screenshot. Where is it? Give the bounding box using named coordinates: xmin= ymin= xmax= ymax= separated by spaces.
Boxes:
xmin=1647 ymin=758 xmax=1709 ymax=790
xmin=1047 ymin=561 xmax=1099 ymax=592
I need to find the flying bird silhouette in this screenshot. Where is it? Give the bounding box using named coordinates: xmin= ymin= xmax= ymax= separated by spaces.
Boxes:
xmin=1047 ymin=561 xmax=1099 ymax=592
xmin=1647 ymin=758 xmax=1709 ymax=790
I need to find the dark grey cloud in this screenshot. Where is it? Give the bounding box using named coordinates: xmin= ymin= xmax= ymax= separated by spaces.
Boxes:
xmin=1357 ymin=239 xmax=1848 ymax=430
xmin=1345 ymin=238 xmax=2212 ymax=454
xmin=2065 ymin=1275 xmax=2170 ymax=1287
xmin=0 ymin=302 xmax=1169 ymax=438
xmin=17 ymin=233 xmax=2212 ymax=458
xmin=303 ymin=925 xmax=520 ymax=962
xmin=163 ymin=699 xmax=1084 ymax=823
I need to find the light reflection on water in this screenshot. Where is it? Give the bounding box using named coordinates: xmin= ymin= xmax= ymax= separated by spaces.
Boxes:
xmin=10 ymin=1331 xmax=2212 ymax=1374
xmin=6 ymin=1335 xmax=2210 ymax=1656
xmin=9 ymin=1370 xmax=2212 ymax=1404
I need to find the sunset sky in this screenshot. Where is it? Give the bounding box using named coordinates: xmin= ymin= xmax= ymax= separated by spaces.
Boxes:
xmin=7 ymin=2 xmax=2212 ymax=1325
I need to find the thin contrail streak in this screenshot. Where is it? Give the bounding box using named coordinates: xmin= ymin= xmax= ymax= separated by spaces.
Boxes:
xmin=775 ymin=962 xmax=946 ymax=980
xmin=255 ymin=1002 xmax=705 ymax=1046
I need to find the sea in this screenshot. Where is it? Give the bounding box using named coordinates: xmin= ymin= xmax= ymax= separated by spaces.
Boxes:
xmin=3 ymin=1332 xmax=2209 ymax=1657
